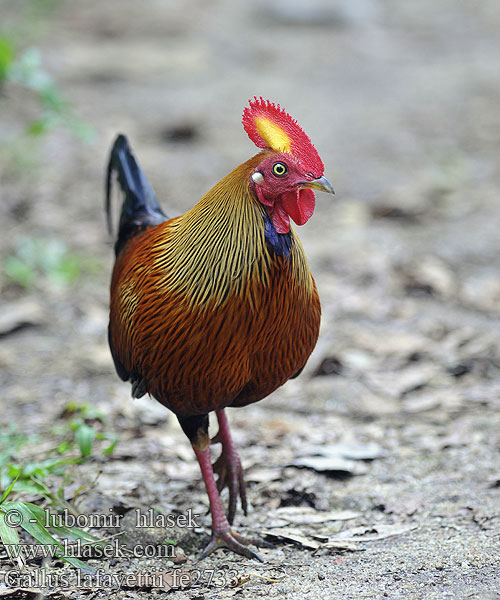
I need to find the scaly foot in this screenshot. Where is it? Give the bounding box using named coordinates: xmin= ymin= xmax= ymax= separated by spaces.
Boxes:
xmin=199 ymin=527 xmax=265 ymax=562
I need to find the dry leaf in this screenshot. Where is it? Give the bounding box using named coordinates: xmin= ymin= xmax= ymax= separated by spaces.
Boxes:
xmin=0 ymin=589 xmax=40 ymax=598
xmin=365 ymin=364 xmax=437 ymax=399
xmin=322 ymin=540 xmax=359 ymax=552
xmin=332 ymin=524 xmax=418 ymax=542
xmin=292 ymin=442 xmax=387 ymax=475
xmin=245 ymin=468 xmax=283 ymax=483
xmin=0 ymin=300 xmax=43 ymax=337
xmin=262 ymin=527 xmax=321 ymax=549
xmin=291 ymin=451 xmax=369 ymax=475
xmin=271 ymin=506 xmax=360 ymax=525
xmin=297 ymin=441 xmax=386 ymax=461
xmin=292 ymin=455 xmax=368 ymax=475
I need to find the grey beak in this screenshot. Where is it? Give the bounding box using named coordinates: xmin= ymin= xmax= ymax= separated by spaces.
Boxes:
xmin=302 ymin=176 xmax=335 ymax=195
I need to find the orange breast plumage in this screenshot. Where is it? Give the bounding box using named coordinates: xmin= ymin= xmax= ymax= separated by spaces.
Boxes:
xmin=108 ymin=154 xmax=321 ymax=417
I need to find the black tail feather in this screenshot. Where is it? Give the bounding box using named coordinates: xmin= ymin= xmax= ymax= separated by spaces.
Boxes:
xmin=106 ymin=134 xmax=168 ymax=255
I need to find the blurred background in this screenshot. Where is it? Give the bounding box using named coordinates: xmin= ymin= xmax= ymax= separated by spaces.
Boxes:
xmin=1 ymin=0 xmax=499 ymax=596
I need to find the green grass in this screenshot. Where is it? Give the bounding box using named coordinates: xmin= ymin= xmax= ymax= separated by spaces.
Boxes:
xmin=0 ymin=403 xmax=119 ymax=572
xmin=0 ymin=36 xmax=95 ymax=143
xmin=4 ymin=237 xmax=103 ymax=290
xmin=0 ymin=0 xmax=95 ymax=165
xmin=0 ymin=495 xmax=99 ymax=572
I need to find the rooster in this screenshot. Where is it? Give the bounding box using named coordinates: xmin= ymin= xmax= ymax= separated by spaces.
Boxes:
xmin=105 ymin=98 xmax=334 ymax=560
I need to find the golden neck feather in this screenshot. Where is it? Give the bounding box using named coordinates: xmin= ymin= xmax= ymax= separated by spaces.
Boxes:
xmin=151 ymin=153 xmax=312 ymax=308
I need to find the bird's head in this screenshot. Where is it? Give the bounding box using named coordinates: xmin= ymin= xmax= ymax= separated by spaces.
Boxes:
xmin=242 ymin=97 xmax=335 ymax=234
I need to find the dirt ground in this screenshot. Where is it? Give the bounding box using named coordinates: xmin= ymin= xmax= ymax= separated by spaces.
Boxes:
xmin=1 ymin=1 xmax=500 ymax=598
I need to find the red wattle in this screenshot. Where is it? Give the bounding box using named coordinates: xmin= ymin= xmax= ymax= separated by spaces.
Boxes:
xmin=281 ymin=188 xmax=316 ymax=226
xmin=269 ymin=203 xmax=290 ymax=234
xmin=257 ymin=186 xmax=316 ymax=234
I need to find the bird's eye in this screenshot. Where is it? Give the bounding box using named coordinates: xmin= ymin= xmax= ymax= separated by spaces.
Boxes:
xmin=272 ymin=162 xmax=288 ymax=177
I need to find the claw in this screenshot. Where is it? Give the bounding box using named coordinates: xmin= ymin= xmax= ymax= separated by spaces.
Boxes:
xmin=211 ymin=431 xmax=223 ymax=445
xmin=213 ymin=448 xmax=247 ymax=524
xmin=198 ymin=528 xmax=265 ymax=562
xmin=212 ymin=453 xmax=228 ymax=493
xmin=212 ymin=410 xmax=248 ymax=524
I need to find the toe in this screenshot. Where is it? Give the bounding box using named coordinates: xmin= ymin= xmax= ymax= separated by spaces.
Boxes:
xmin=199 ymin=529 xmax=265 ymax=562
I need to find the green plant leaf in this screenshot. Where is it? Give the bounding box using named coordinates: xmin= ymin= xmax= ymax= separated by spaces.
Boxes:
xmin=97 ymin=433 xmax=118 ymax=456
xmin=4 ymin=255 xmax=36 ymax=288
xmin=40 ymin=85 xmax=66 ymax=111
xmin=25 ymin=504 xmax=102 ymax=543
xmin=2 ymin=501 xmax=60 ymax=546
xmin=0 ymin=510 xmax=23 ymax=567
xmin=75 ymin=425 xmax=96 ymax=458
xmin=49 ymin=255 xmax=81 ymax=285
xmin=0 ymin=476 xmax=19 ymax=504
xmin=55 ymin=439 xmax=72 ymax=454
xmin=0 ymin=510 xmax=20 ymax=546
xmin=0 ymin=36 xmax=14 ymax=82
xmin=27 ymin=115 xmax=55 ymax=136
xmin=1 ymin=501 xmax=94 ymax=573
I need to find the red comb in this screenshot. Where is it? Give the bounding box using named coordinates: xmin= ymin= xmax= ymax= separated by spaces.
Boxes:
xmin=242 ymin=97 xmax=324 ymax=176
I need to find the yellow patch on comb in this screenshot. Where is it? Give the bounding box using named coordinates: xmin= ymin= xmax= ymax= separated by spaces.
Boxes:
xmin=255 ymin=117 xmax=291 ymax=153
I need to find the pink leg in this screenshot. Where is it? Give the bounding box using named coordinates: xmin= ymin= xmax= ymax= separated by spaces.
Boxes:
xmin=212 ymin=409 xmax=248 ymax=524
xmin=193 ymin=444 xmax=263 ymax=561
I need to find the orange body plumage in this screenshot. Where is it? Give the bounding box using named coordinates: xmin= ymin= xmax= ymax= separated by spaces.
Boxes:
xmin=109 ymin=152 xmax=320 ymax=417
xmin=106 ymin=99 xmax=334 ymax=560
